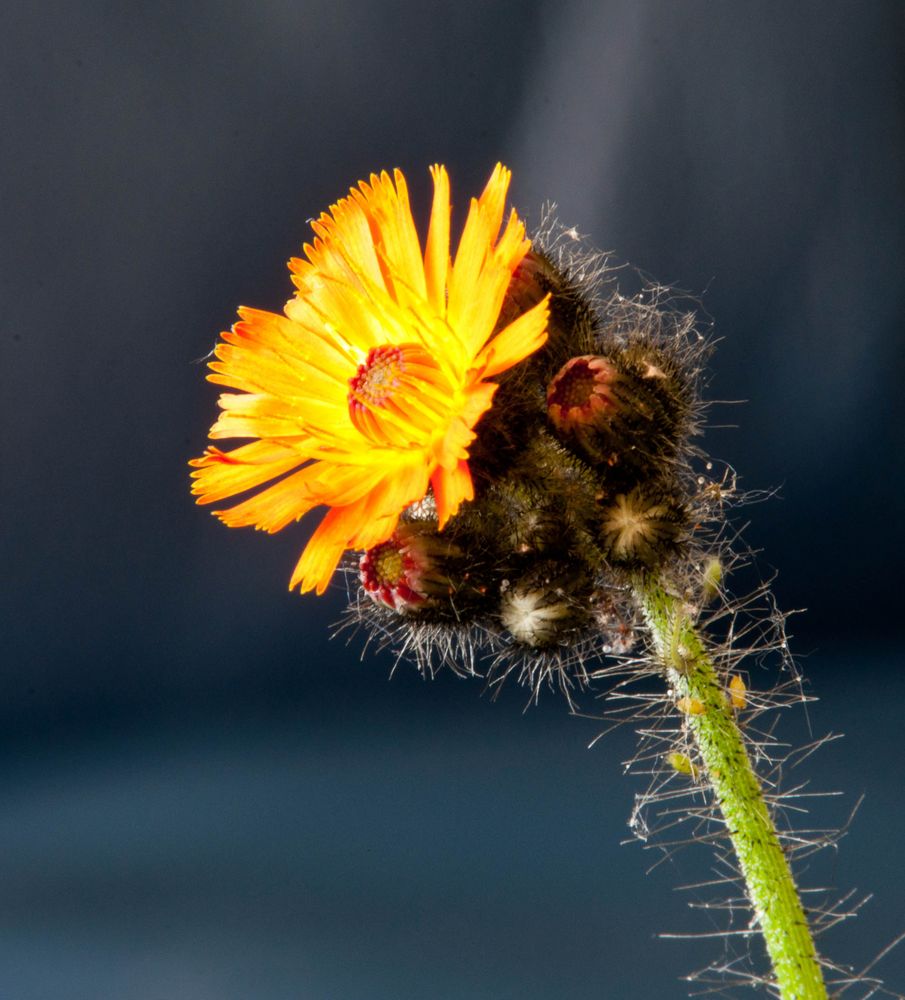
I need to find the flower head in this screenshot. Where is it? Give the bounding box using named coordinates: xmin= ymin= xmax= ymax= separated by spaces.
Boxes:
xmin=190 ymin=165 xmax=549 ymax=594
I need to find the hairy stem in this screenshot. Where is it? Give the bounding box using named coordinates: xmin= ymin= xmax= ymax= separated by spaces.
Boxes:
xmin=635 ymin=574 xmax=827 ymax=1000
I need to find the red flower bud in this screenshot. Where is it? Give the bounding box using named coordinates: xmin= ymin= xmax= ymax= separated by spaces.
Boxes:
xmin=546 ymin=355 xmax=620 ymax=434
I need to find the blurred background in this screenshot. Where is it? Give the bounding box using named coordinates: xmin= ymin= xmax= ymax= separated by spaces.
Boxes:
xmin=2 ymin=1 xmax=903 ymax=997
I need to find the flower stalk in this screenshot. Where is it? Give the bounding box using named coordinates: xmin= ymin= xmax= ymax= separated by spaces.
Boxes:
xmin=635 ymin=572 xmax=827 ymax=1000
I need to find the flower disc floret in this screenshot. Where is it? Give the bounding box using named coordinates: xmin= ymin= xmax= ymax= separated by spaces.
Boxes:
xmin=349 ymin=345 xmax=406 ymax=412
xmin=190 ymin=164 xmax=549 ymax=594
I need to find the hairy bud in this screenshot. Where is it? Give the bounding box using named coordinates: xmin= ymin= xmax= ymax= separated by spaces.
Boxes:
xmin=359 ymin=523 xmax=459 ymax=612
xmin=498 ymin=562 xmax=592 ymax=649
xmin=599 ymin=485 xmax=686 ymax=566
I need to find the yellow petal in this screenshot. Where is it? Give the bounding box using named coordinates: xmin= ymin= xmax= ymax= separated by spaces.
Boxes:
xmin=478 ymin=295 xmax=550 ymax=377
xmin=431 ymin=459 xmax=474 ymax=527
xmin=425 ymin=164 xmax=450 ymax=313
xmin=354 ymin=169 xmax=427 ymax=305
xmin=290 ymin=507 xmax=353 ymax=594
xmin=214 ymin=465 xmax=322 ymax=532
xmin=189 ymin=441 xmax=306 ymax=505
xmin=448 ymin=181 xmax=506 ymax=329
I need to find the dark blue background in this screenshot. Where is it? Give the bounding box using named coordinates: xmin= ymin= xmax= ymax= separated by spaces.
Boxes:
xmin=2 ymin=2 xmax=903 ymax=997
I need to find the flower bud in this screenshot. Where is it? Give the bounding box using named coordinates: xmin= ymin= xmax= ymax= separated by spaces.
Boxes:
xmin=359 ymin=523 xmax=456 ymax=612
xmin=546 ymin=355 xmax=621 ymax=440
xmin=546 ymin=347 xmax=690 ymax=484
xmin=598 ymin=485 xmax=686 ymax=568
xmin=498 ymin=562 xmax=591 ymax=648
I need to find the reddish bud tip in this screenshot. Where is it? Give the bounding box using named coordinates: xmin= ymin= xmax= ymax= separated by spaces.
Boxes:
xmin=546 ymin=355 xmax=619 ymax=433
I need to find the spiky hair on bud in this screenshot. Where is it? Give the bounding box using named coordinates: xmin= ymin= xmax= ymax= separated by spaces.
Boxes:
xmin=338 ymin=213 xmax=724 ymax=702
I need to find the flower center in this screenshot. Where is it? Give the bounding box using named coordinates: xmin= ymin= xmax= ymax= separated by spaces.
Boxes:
xmin=346 ymin=342 xmax=451 ymax=445
xmin=549 ymin=361 xmax=596 ymax=409
xmin=348 ymin=345 xmax=406 ymax=413
xmin=369 ymin=541 xmax=406 ymax=589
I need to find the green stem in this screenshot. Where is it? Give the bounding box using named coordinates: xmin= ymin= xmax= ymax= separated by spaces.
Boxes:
xmin=634 ymin=574 xmax=827 ymax=1000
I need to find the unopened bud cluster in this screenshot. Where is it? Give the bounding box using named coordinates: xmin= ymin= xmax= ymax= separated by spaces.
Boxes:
xmin=350 ymin=232 xmax=713 ymax=693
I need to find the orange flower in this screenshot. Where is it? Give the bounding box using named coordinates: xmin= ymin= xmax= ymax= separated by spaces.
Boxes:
xmin=190 ymin=164 xmax=549 ymax=594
